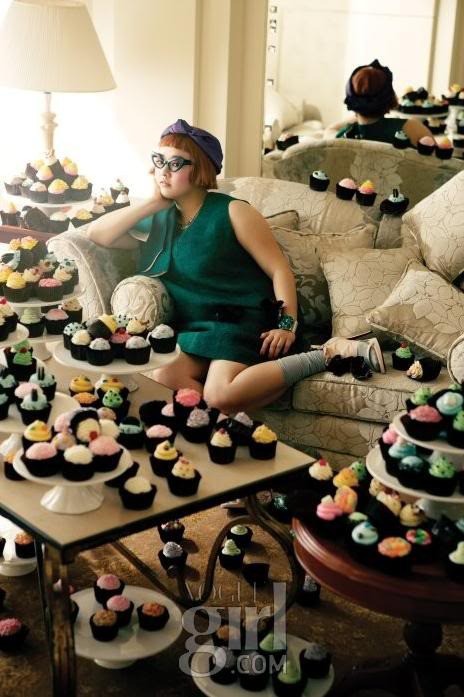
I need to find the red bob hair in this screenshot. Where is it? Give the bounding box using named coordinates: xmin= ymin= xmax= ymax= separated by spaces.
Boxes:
xmin=159 ymin=133 xmax=218 ymax=189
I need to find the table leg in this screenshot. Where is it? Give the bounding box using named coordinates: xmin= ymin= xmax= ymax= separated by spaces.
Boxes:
xmin=40 ymin=545 xmax=76 ymax=697
xmin=113 ymin=493 xmax=304 ymax=615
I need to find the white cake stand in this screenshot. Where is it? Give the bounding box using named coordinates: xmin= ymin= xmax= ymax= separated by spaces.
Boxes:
xmin=8 ymin=286 xmax=83 ymax=360
xmin=190 ymin=635 xmax=335 ymax=697
xmin=13 ymin=447 xmax=133 ymax=515
xmin=0 ymin=324 xmax=29 ymax=349
xmin=53 ymin=341 xmax=179 ymax=393
xmin=366 ymin=446 xmax=464 ymax=521
xmin=7 ymin=193 xmax=93 ymax=214
xmin=72 ymin=584 xmax=183 ymax=669
xmin=0 ymin=518 xmax=37 ymax=577
xmin=0 ymin=391 xmax=76 ymax=435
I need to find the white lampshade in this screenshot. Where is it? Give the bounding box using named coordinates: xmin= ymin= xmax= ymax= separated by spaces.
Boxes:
xmin=0 ymin=0 xmax=116 ymax=93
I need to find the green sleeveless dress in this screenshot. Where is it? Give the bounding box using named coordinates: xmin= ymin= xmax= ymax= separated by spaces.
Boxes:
xmin=336 ymin=117 xmax=407 ymax=144
xmin=137 ymin=192 xmax=275 ymax=365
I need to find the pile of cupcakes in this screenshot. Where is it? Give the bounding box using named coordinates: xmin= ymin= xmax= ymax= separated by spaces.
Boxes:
xmin=0 ymin=237 xmax=80 ymax=303
xmin=84 ymin=573 xmax=170 ymax=642
xmin=309 ymin=170 xmax=382 ymax=208
xmin=0 ymin=531 xmax=34 ymax=651
xmin=0 ymin=341 xmax=57 ymax=413
xmin=63 ymin=313 xmax=177 ymax=366
xmin=391 ymin=342 xmax=442 ymax=382
xmin=397 ymin=86 xmax=448 ymax=115
xmin=0 ymin=297 xmax=18 ymax=342
xmin=304 ymin=456 xmax=464 ymax=580
xmin=208 ymin=618 xmax=331 ymax=694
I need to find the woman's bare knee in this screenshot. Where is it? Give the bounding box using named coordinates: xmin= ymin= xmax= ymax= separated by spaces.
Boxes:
xmin=203 ymin=385 xmax=241 ymax=414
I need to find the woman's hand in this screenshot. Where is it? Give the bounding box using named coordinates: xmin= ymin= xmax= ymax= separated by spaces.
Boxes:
xmin=260 ymin=329 xmax=295 ymax=359
xmin=147 ymin=167 xmax=170 ymax=211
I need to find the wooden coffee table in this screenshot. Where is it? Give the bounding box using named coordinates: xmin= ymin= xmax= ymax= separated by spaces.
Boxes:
xmin=293 ymin=519 xmax=464 ymax=697
xmin=0 ymin=358 xmax=312 ymax=697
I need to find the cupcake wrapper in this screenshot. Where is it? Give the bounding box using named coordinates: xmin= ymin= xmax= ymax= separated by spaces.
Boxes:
xmin=379 ymin=198 xmax=409 ymax=215
xmin=181 ymin=423 xmax=211 ymax=443
xmin=48 ymin=220 xmax=70 ymax=235
xmin=239 ymin=670 xmax=269 ymax=692
xmin=149 ymin=336 xmax=177 ymax=353
xmin=299 ymin=650 xmax=331 ymax=679
xmin=145 ymin=432 xmax=177 ymax=453
xmin=4 ymin=461 xmax=25 ymax=481
xmin=158 ymin=548 xmax=187 ymax=571
xmin=44 ymin=318 xmax=68 ymax=335
xmin=393 ymin=139 xmax=409 ymax=149
xmin=309 ymin=176 xmax=329 ymax=191
xmin=23 ymin=320 xmax=45 ymax=338
xmin=138 ymin=399 xmax=168 ymax=427
xmin=228 ymin=528 xmax=253 ymax=548
xmin=365 ymin=499 xmax=400 ymax=534
xmin=447 ymin=428 xmax=464 ymax=448
xmin=219 ymin=550 xmax=244 ymax=570
xmin=355 ymin=191 xmax=377 ymax=206
xmin=117 ymin=431 xmax=145 ymax=450
xmin=149 ymin=454 xmax=178 ymax=478
xmin=209 ymin=657 xmax=237 ymax=686
xmin=47 ymin=192 xmax=69 ymax=205
xmin=417 ymin=142 xmax=435 ymax=156
xmin=71 ymin=184 xmax=92 ymax=201
xmin=106 ymin=401 xmax=130 ymax=423
xmin=29 ymin=190 xmax=48 ymax=203
xmin=136 ymin=604 xmax=170 ymax=630
xmin=158 ymin=523 xmax=185 ymax=544
xmin=86 ymin=347 xmax=113 ymax=366
xmin=4 ymin=182 xmax=22 ymax=196
xmin=62 ymin=462 xmax=95 ymax=481
xmin=64 ymin=308 xmax=83 ymax=323
xmin=109 ymin=341 xmax=125 ymax=358
xmin=335 ymin=183 xmax=356 ymax=200
xmin=70 ymin=343 xmax=89 ymax=361
xmin=272 ymin=672 xmax=307 ymax=697
xmin=36 ymin=286 xmax=63 ymax=303
xmin=167 ymin=470 xmax=201 ymax=496
xmin=391 ymin=353 xmax=415 ymax=371
xmin=103 ymin=601 xmax=134 ymax=628
xmin=124 ymin=345 xmax=151 ymax=365
xmin=119 ymin=484 xmax=156 ymax=510
xmin=15 ymin=541 xmax=35 ymax=559
xmin=0 ymin=400 xmax=10 ymax=420
xmin=207 ymin=442 xmax=237 ymax=464
xmin=93 ymin=580 xmax=125 ymax=606
xmin=0 ymin=625 xmax=29 ymax=652
xmin=396 ymin=470 xmax=425 ymax=490
xmin=435 ymin=148 xmax=453 ymax=160
xmin=400 ymin=414 xmax=442 ymax=441
xmin=424 ymin=474 xmax=457 ymax=497
xmin=22 ymin=453 xmax=60 ymax=477
xmin=249 ymin=440 xmax=277 ymax=460
xmin=89 ymin=615 xmax=119 ymax=642
xmin=378 ymin=554 xmax=411 ymax=576
xmin=4 ymin=286 xmax=30 ymax=303
xmin=92 ymin=448 xmax=122 ymax=473
xmin=242 ymin=561 xmax=270 ymax=587
xmin=18 ymin=403 xmax=51 ymax=426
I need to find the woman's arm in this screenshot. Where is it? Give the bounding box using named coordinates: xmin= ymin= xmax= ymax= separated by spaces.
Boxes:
xmin=229 ymin=200 xmax=298 ymax=358
xmin=403 ymin=118 xmax=433 ymax=146
xmin=87 ymin=177 xmax=171 ymax=249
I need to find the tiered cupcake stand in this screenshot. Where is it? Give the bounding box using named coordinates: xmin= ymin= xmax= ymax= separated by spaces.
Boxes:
xmin=7 ymin=193 xmax=92 ymax=225
xmin=190 ymin=634 xmax=335 ymax=697
xmin=366 ymin=411 xmax=464 ymax=521
xmin=8 ymin=285 xmax=83 ymax=361
xmin=71 ymin=585 xmax=183 ymax=669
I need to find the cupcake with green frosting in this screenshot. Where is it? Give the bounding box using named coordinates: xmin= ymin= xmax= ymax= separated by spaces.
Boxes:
xmin=425 ymin=456 xmax=457 ymax=497
xmin=272 ymin=656 xmax=307 ymax=697
xmin=101 ymin=388 xmax=129 ymax=423
xmin=18 ymin=387 xmax=51 ymax=425
xmin=392 ymin=342 xmax=414 ymax=370
xmin=446 ymin=541 xmax=464 ymax=583
xmin=258 ymin=631 xmax=287 ymax=675
xmin=309 ymin=169 xmax=330 ymax=192
xmin=218 ymin=538 xmax=244 ymax=570
xmin=436 ymin=391 xmax=464 ymax=424
xmin=405 ymin=386 xmax=432 ymax=413
xmin=117 ymin=416 xmax=144 ymax=450
xmin=10 ymin=346 xmax=36 ymax=382
xmin=348 ymin=520 xmax=379 ymax=565
xmin=447 ymin=410 xmax=464 ymax=448
xmin=228 ymin=523 xmax=253 ymax=548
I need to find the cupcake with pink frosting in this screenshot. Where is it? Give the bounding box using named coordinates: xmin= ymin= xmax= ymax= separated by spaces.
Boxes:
xmin=435 ymin=135 xmax=453 ymax=160
xmin=401 ymin=405 xmax=443 ymax=440
xmin=145 ymin=423 xmax=176 ymax=452
xmin=378 ymin=424 xmax=398 ymax=464
xmin=44 ymin=307 xmax=69 ymax=335
xmin=182 ymin=407 xmax=211 ymax=443
xmin=314 ymin=495 xmax=344 ymax=537
xmin=93 ymin=573 xmax=125 ymax=606
xmin=22 ymin=441 xmax=60 ymax=477
xmin=173 ymin=388 xmax=204 ymax=425
xmin=336 ymin=178 xmax=357 ymax=200
xmin=355 ymin=180 xmax=377 ymax=206
xmin=417 ymin=135 xmax=435 ymax=156
xmin=89 ymin=435 xmax=122 ymax=472
xmin=36 ymin=277 xmax=63 ymax=302
xmin=104 ymin=594 xmax=134 ymax=627
xmin=0 ymin=617 xmax=29 ymax=651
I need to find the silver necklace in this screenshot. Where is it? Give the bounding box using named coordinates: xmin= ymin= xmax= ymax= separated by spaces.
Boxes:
xmin=177 ymin=198 xmax=205 ymax=230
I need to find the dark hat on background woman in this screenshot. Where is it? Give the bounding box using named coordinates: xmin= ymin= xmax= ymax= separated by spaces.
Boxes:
xmin=344 ymin=59 xmax=396 ymax=116
xmin=161 ymin=119 xmax=223 ymax=173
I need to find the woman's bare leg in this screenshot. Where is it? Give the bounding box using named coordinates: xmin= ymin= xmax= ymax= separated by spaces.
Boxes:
xmin=203 ymin=360 xmax=288 ymax=414
xmin=152 ymin=351 xmax=210 ymax=392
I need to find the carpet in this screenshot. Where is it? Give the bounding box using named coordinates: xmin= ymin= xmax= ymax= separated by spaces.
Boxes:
xmin=0 ymin=504 xmax=463 ymax=697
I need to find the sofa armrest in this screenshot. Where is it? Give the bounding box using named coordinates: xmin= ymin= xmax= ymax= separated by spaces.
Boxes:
xmin=447 ymin=333 xmax=464 ymax=383
xmin=47 ymin=229 xmax=138 ymax=319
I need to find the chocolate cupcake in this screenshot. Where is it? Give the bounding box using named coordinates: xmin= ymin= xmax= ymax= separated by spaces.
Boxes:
xmin=380 ymin=189 xmax=409 ymax=215
xmin=158 ymin=520 xmax=185 ymax=544
xmin=104 ymin=594 xmax=134 ymax=627
xmin=124 ymin=335 xmax=151 ymax=364
xmin=4 ymin=272 xmax=29 ymax=303
xmin=173 ymin=388 xmax=203 ymax=425
xmin=22 ymin=442 xmax=60 ymax=477
xmin=405 ymin=528 xmax=435 ymax=564
xmin=209 ymin=647 xmax=238 ymax=685
xmin=137 ymin=602 xmax=169 ymax=630
xmin=148 ymin=324 xmax=177 ymax=353
xmin=299 ymin=642 xmax=331 ymax=679
xmin=0 ymin=386 xmax=10 ymax=420
xmin=242 ymin=558 xmax=270 ymax=587
xmin=447 ymin=409 xmax=464 ymax=447
xmin=0 ymin=618 xmax=29 ymax=651
xmin=417 ymin=135 xmax=436 ymax=155
xmin=87 ymin=338 xmax=113 ymax=366
xmin=219 ymin=539 xmax=244 ymax=570
xmin=158 ymin=541 xmax=187 ymax=572
xmin=18 ymin=388 xmax=51 ymax=426
xmin=425 ymin=457 xmax=457 ymax=496
xmin=93 ymin=573 xmax=125 ymax=605
xmin=307 ymin=458 xmax=334 ymax=496
xmin=101 ymin=389 xmax=129 ymax=423
xmin=396 ymin=455 xmax=426 ymax=489
xmin=62 ymin=444 xmax=94 ymax=481
xmin=167 ymin=457 xmax=201 ymax=497
xmin=392 ymin=342 xmax=415 ymax=370
xmin=119 ymin=475 xmax=156 ymax=510
xmin=14 ymin=532 xmax=35 ymax=558
xmin=238 ymin=651 xmax=269 ymax=691
xmin=335 ymin=177 xmax=357 ymax=200
xmin=208 ymin=427 xmax=236 ymax=464
xmin=87 ymin=314 xmax=117 ymax=340
xmin=295 ymin=575 xmax=321 ymax=607
xmin=258 ymin=631 xmax=287 ymax=674
xmin=401 ymin=405 xmax=443 ymax=440
xmin=70 ymin=329 xmax=91 ymax=361
xmin=406 ymin=358 xmax=441 ymax=382
xmin=117 ymin=417 xmax=144 ymax=450
xmin=377 ymin=537 xmax=412 ymax=576
xmin=89 ymin=610 xmax=119 ymax=642
xmin=446 ymin=541 xmax=464 ymax=583
xmin=89 ymin=435 xmax=122 ymax=472
xmin=105 ymin=459 xmax=139 ymax=489
xmin=273 ymin=656 xmax=307 ymax=697
xmin=149 ymin=439 xmax=179 ymax=477
xmin=393 ymin=130 xmax=410 ymax=149
xmin=435 ymin=135 xmax=454 ymax=159
xmin=228 ymin=524 xmax=253 ymax=549
xmin=366 ymin=491 xmax=402 ymax=534
xmin=249 ymin=424 xmax=277 ymax=459
xmin=139 ymin=399 xmax=168 ymax=427
xmin=356 ymin=180 xmax=377 ymax=206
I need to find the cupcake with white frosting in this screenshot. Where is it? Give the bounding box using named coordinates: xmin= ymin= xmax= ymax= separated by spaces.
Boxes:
xmin=167 ymin=456 xmax=201 ymax=496
xmin=149 ymin=323 xmax=177 ymax=353
xmin=119 ymin=475 xmax=157 ymax=509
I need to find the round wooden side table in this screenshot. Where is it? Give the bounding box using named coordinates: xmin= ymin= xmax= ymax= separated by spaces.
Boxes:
xmin=293 ymin=519 xmax=464 ymax=697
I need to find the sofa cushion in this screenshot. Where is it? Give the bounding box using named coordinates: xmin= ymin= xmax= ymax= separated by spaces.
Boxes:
xmin=111 ymin=275 xmax=173 ymax=328
xmin=230 ymin=177 xmax=380 ymax=235
xmin=448 ymin=334 xmax=464 ymax=385
xmin=291 ymin=352 xmax=450 ymax=424
xmin=367 ymin=260 xmax=464 ymax=363
xmin=271 ymin=225 xmax=374 ymax=334
xmin=319 ymin=246 xmax=419 ymax=338
xmin=265 ymin=210 xmax=299 ymax=228
xmin=401 ymin=170 xmax=464 ymax=283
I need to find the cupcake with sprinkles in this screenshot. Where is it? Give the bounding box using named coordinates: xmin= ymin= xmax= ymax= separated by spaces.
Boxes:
xmin=173 ymin=388 xmax=203 ymax=425
xmin=405 ymin=528 xmax=435 ymax=564
xmin=167 ymin=456 xmax=201 ymax=496
xmin=182 ymin=407 xmax=211 ymax=443
xmin=208 ymin=427 xmax=236 ymax=464
xmin=145 ymin=424 xmax=176 ymax=453
xmin=149 ymin=439 xmax=179 ymax=477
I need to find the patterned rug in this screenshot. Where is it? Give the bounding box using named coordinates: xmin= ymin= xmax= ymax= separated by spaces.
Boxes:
xmin=0 ymin=504 xmax=463 ymax=697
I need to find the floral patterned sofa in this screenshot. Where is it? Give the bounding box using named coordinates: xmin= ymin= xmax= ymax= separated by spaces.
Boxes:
xmin=48 ymin=160 xmax=464 ymax=467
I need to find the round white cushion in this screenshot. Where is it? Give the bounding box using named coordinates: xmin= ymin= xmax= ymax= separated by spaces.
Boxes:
xmin=111 ymin=275 xmax=173 ymax=328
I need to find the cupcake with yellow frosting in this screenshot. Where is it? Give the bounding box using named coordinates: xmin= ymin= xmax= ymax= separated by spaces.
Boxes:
xmin=249 ymin=424 xmax=277 ymax=460
xmin=36 ymin=165 xmax=53 ymax=185
xmin=356 ymin=180 xmax=377 ymax=206
xmin=167 ymin=456 xmax=201 ymax=496
xmin=208 ymin=427 xmax=236 ymax=464
xmin=4 ymin=272 xmax=29 ymax=302
xmin=47 ymin=178 xmax=69 ymax=204
xmin=71 ymin=208 xmax=93 ymax=229
xmin=71 ymin=175 xmax=92 ymax=201
xmin=149 ymin=439 xmax=179 ymax=477
xmin=96 ymin=188 xmax=115 ymax=213
xmin=69 ymin=374 xmax=94 ymax=398
xmin=62 ymin=160 xmax=78 ymax=186
xmin=0 ymin=264 xmax=13 ymax=294
xmin=1 ymin=201 xmax=20 ymax=227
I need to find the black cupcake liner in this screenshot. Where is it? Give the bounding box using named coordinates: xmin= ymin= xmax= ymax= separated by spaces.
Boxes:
xmin=89 ymin=614 xmax=119 ymax=642
xmin=181 ymin=423 xmax=211 ymax=443
xmin=355 ymin=190 xmax=377 ymax=206
xmin=36 ymin=286 xmax=63 ymax=303
xmin=92 ymin=448 xmax=122 ymax=473
xmin=70 ymin=343 xmax=89 ymax=361
xmin=249 ymin=440 xmax=277 ymax=460
xmin=14 ymin=539 xmax=35 ymax=558
xmin=393 ymin=137 xmax=410 ymax=149
xmin=435 ymin=147 xmax=453 ymax=160
xmin=70 ymin=185 xmax=92 ymax=201
xmin=149 ymin=335 xmax=177 ymax=353
xmin=299 ymin=648 xmax=331 ymax=679
xmin=207 ymin=442 xmax=237 ymax=464
xmin=167 ymin=469 xmax=201 ymax=496
xmin=124 ymin=345 xmax=151 ymax=365
xmin=4 ymin=287 xmax=30 ymax=303
xmin=105 ymin=460 xmax=139 ymax=488
xmin=158 ymin=547 xmax=187 ymax=572
xmin=22 ymin=453 xmax=60 ymax=478
xmin=0 ymin=624 xmax=29 ymax=651
xmin=158 ymin=522 xmax=185 ymax=544
xmin=18 ymin=403 xmax=51 ymax=426
xmin=22 ymin=320 xmax=45 ymax=338
xmin=93 ymin=579 xmax=125 ymax=606
xmin=392 ymin=352 xmax=415 ymax=370
xmin=145 ymin=431 xmax=177 ymax=453
xmin=149 ymin=454 xmax=178 ymax=478
xmin=137 ymin=604 xmax=169 ymax=630
xmin=228 ymin=526 xmax=253 ymax=548
xmin=119 ymin=483 xmax=157 ymax=510
xmin=417 ymin=142 xmax=435 ymax=156
xmin=86 ymin=347 xmax=113 ymax=366
xmin=309 ymin=175 xmax=329 ymax=192
xmin=139 ymin=399 xmax=168 ymax=427
xmin=380 ymin=198 xmax=409 ymax=215
xmin=424 ymin=473 xmax=457 ymax=497
xmin=335 ymin=183 xmax=356 ymax=200
xmin=117 ymin=430 xmax=144 ymax=450
xmin=242 ymin=561 xmax=270 ymax=587
xmin=400 ymin=414 xmax=442 ymax=441
xmin=62 ymin=462 xmax=95 ymax=481
xmin=219 ymin=549 xmax=244 ymax=570
xmin=103 ymin=600 xmax=134 ymax=627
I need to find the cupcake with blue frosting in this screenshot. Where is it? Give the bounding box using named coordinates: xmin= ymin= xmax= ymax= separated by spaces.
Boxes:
xmin=435 ymin=390 xmax=464 ymax=425
xmin=380 ymin=188 xmax=409 ymax=215
xmin=386 ymin=437 xmax=416 ymax=477
xmin=393 ymin=130 xmax=410 ymax=149
xmin=348 ymin=520 xmax=379 ymax=564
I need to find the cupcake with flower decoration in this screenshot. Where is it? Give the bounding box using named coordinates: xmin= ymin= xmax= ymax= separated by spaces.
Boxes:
xmin=356 ymin=180 xmax=377 ymax=206
xmin=173 ymin=388 xmax=204 ymax=425
xmin=335 ymin=177 xmax=357 ymax=200
xmin=208 ymin=427 xmax=236 ymax=464
xmin=167 ymin=456 xmax=201 ymax=496
xmin=307 ymin=458 xmax=333 ymax=496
